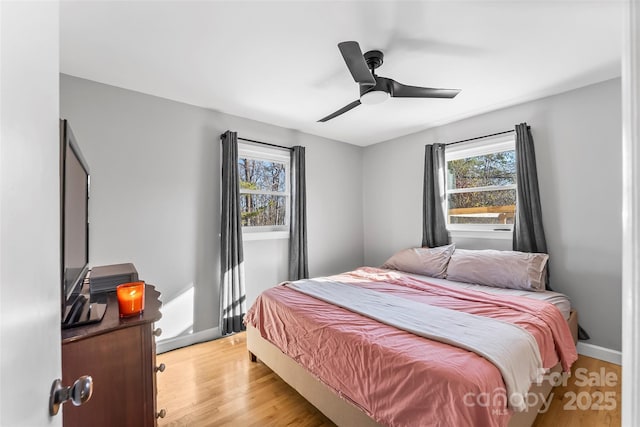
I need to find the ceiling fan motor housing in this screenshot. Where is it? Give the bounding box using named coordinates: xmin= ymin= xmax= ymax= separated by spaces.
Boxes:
xmin=363 ymin=50 xmax=384 ymax=71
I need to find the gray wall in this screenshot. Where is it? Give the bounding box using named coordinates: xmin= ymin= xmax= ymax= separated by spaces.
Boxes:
xmin=60 ymin=74 xmax=364 ymax=343
xmin=61 ymin=74 xmax=622 ymax=352
xmin=363 ymin=78 xmax=622 ymax=351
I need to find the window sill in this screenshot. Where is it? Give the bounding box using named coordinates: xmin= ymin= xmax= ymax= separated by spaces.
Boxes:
xmin=242 ymin=231 xmax=289 ymax=241
xmin=449 ymin=229 xmax=513 ymax=240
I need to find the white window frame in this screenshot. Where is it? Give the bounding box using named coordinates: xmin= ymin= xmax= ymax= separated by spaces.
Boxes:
xmin=238 ymin=142 xmax=290 ymax=241
xmin=444 ymin=134 xmax=516 ymax=240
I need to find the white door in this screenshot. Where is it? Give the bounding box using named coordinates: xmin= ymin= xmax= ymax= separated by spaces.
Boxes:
xmin=0 ymin=1 xmax=63 ymax=426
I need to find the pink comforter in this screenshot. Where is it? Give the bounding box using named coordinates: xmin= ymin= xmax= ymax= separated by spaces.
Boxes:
xmin=245 ymin=267 xmax=577 ymax=427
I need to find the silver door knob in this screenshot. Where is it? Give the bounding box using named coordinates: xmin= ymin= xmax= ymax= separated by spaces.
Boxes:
xmin=49 ymin=376 xmax=93 ymax=416
xmin=155 ymin=363 xmax=166 ymax=373
xmin=153 ymin=328 xmax=162 ymax=337
xmin=156 ymin=409 xmax=167 ymax=418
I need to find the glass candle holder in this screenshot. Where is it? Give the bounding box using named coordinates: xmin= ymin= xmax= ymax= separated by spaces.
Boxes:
xmin=116 ymin=281 xmax=145 ymax=317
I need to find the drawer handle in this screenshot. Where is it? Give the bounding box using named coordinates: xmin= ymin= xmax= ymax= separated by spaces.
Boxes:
xmin=153 ymin=328 xmax=162 ymax=337
xmin=156 ymin=409 xmax=167 ymax=419
xmin=155 ymin=363 xmax=166 ymax=373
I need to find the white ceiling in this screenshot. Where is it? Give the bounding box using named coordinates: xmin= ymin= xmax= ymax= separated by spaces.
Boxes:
xmin=60 ymin=1 xmax=623 ymax=147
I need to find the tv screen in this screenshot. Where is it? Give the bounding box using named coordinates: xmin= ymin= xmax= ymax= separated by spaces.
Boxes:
xmin=60 ymin=120 xmax=90 ymax=315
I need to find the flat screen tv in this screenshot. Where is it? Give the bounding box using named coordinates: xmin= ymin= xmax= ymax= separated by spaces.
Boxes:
xmin=60 ymin=119 xmax=90 ymax=318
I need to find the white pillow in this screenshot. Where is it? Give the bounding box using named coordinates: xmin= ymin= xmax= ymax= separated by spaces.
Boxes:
xmin=446 ymin=249 xmax=549 ymax=291
xmin=381 ymin=244 xmax=455 ymax=279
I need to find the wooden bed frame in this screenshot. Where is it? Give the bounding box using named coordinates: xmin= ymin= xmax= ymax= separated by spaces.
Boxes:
xmin=247 ymin=310 xmax=579 ymax=427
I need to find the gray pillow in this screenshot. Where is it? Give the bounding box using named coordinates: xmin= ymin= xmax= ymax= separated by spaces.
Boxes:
xmin=446 ymin=249 xmax=549 ymax=291
xmin=381 ymin=244 xmax=455 ymax=279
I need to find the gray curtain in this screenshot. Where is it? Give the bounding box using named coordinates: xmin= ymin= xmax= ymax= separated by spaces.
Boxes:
xmin=289 ymin=146 xmax=309 ymax=280
xmin=512 ymin=123 xmax=589 ymax=340
xmin=422 ymin=143 xmax=450 ymax=247
xmin=220 ymin=131 xmax=246 ymax=335
xmin=513 ymin=123 xmax=548 ymax=255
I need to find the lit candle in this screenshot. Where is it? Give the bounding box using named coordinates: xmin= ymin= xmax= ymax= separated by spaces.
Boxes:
xmin=116 ymin=282 xmax=145 ymax=317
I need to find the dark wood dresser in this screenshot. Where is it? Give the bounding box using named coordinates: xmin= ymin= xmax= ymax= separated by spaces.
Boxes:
xmin=61 ymin=285 xmax=164 ymax=426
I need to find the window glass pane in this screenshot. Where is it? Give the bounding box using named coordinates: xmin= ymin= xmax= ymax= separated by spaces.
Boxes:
xmin=447 ymin=151 xmax=516 ymax=190
xmin=240 ymin=194 xmax=287 ymax=227
xmin=238 ymin=158 xmax=286 ymax=192
xmin=447 ymin=189 xmax=516 ymax=225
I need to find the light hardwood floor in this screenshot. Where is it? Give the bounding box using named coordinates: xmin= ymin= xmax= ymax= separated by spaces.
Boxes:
xmin=157 ymin=333 xmax=620 ymax=427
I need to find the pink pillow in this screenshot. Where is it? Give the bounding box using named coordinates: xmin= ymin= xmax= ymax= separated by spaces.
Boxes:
xmin=446 ymin=249 xmax=548 ymax=291
xmin=381 ymin=244 xmax=455 ymax=279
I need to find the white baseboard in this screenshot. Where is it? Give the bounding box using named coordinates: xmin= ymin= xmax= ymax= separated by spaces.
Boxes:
xmin=577 ymin=342 xmax=622 ymax=366
xmin=156 ymin=326 xmax=221 ymax=354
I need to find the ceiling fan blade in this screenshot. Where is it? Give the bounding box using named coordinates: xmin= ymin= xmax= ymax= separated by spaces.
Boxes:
xmin=318 ymin=100 xmax=362 ymax=122
xmin=338 ymin=41 xmax=376 ymax=86
xmin=389 ymin=79 xmax=461 ymax=98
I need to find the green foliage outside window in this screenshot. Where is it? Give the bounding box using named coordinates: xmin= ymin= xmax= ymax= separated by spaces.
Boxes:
xmin=447 ymin=150 xmax=516 ymax=225
xmin=238 ymin=157 xmax=287 ymax=227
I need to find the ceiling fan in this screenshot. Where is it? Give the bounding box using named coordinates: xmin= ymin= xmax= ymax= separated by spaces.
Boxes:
xmin=318 ymin=41 xmax=461 ymax=122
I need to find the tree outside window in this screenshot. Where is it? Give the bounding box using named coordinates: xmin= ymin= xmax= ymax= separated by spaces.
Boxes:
xmin=445 ymin=136 xmax=516 ymax=229
xmin=237 ymin=145 xmax=290 ymax=233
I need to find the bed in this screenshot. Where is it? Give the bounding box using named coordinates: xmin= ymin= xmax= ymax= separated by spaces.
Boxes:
xmin=245 ymin=249 xmax=579 ymax=427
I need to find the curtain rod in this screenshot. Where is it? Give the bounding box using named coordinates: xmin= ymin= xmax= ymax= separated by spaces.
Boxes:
xmin=442 ymin=128 xmax=518 ymax=147
xmin=220 ymin=132 xmax=292 ymax=151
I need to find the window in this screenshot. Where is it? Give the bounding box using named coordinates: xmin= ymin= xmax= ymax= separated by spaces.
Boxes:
xmin=445 ymin=134 xmax=516 ymax=235
xmin=238 ymin=143 xmax=290 ymax=238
